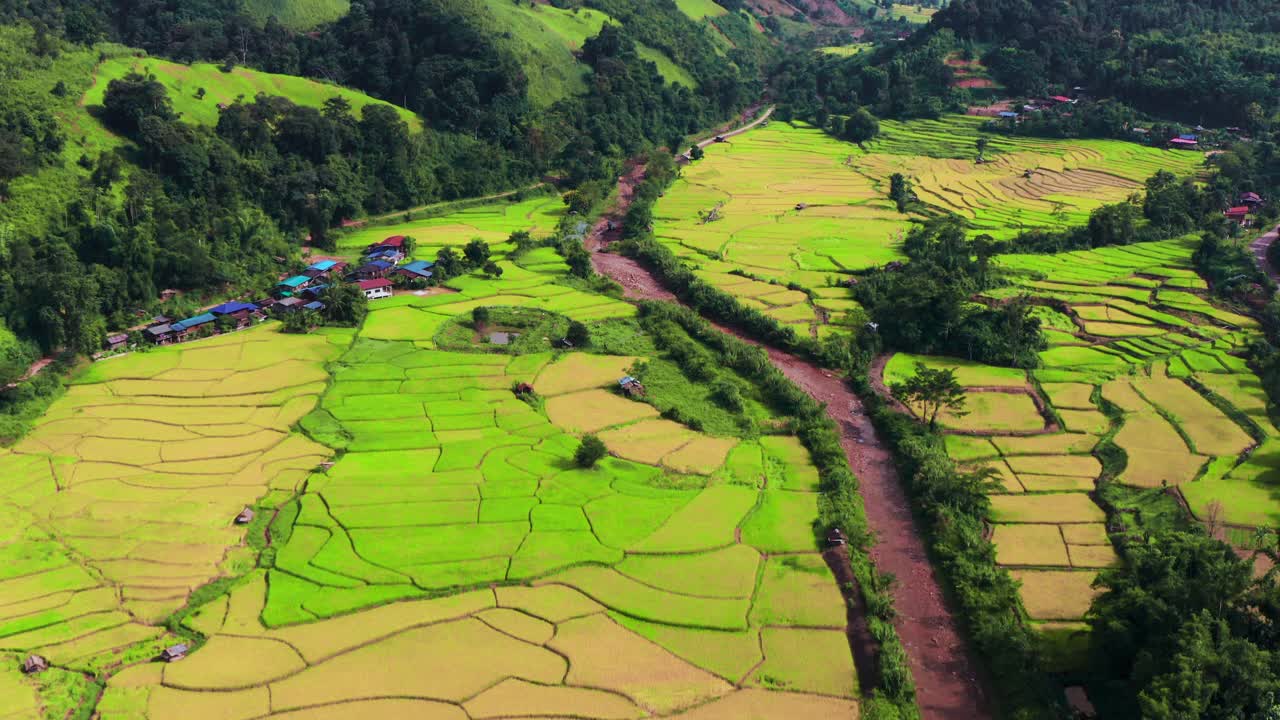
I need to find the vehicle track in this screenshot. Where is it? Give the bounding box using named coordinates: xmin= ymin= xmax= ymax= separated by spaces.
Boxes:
xmin=585 ymin=110 xmax=991 ymax=719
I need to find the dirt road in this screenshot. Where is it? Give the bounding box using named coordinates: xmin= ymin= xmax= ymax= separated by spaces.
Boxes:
xmin=585 ymin=111 xmax=991 ymax=719
xmin=1251 ymin=223 xmax=1280 ymax=284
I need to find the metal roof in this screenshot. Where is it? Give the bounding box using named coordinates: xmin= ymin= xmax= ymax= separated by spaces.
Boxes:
xmin=278 ymin=275 xmax=310 ymax=288
xmin=172 ymin=313 xmax=215 ymax=331
xmin=303 ymin=301 xmax=325 ymax=311
xmin=307 ymin=260 xmax=338 ymax=271
xmin=209 ymin=302 xmax=257 ymax=315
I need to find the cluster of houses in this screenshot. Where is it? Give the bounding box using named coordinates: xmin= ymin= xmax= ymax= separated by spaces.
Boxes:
xmin=128 ymin=235 xmax=438 ymax=347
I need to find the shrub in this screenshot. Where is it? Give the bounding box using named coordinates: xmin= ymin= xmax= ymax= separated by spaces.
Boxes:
xmin=574 ymin=434 xmax=607 ymax=467
xmin=566 ymin=321 xmax=590 ymax=347
xmin=711 ymin=379 xmax=744 ymax=412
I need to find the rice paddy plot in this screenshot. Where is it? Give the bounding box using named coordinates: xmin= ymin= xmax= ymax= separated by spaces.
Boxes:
xmin=336 ymin=195 xmax=565 ymax=260
xmin=884 ymin=352 xmax=1027 ymax=388
xmin=0 ymin=324 xmax=347 ymax=669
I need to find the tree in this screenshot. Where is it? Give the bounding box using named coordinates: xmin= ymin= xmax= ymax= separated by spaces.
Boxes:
xmin=890 ymin=362 xmax=967 ymax=429
xmin=508 ymin=230 xmax=536 ymax=255
xmin=575 ymin=434 xmax=608 ymax=467
xmin=100 ymin=73 xmax=174 ymax=136
xmin=0 ymin=320 xmax=35 ymax=387
xmin=689 ymin=145 xmax=704 ymax=161
xmin=321 ymin=283 xmax=368 ymax=326
xmin=1090 ymin=529 xmax=1273 ymax=718
xmin=889 ymin=173 xmax=911 ymax=212
xmin=711 ymin=379 xmax=744 ymax=412
xmin=975 ymin=136 xmax=989 ymax=162
xmin=281 ymin=310 xmax=316 ymax=334
xmin=842 ymin=108 xmax=880 ymax=143
xmin=472 ymin=306 xmax=490 ymax=327
xmin=464 ymin=238 xmax=490 ymax=267
xmin=434 ymin=246 xmax=464 ymax=280
xmin=563 ymin=181 xmax=604 ymax=215
xmin=566 ymin=321 xmax=590 ymax=347
xmin=482 ymin=260 xmax=503 ymax=278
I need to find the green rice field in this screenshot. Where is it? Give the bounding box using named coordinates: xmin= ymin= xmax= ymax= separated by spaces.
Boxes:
xmin=652 ymin=116 xmax=1203 ymax=331
xmin=0 ymin=199 xmax=860 ymax=717
xmin=336 ymin=195 xmax=567 ymax=262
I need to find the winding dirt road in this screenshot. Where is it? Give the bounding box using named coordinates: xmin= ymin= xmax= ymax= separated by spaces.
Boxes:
xmin=587 ymin=113 xmax=991 ymax=720
xmin=1251 ymin=223 xmax=1280 ymax=284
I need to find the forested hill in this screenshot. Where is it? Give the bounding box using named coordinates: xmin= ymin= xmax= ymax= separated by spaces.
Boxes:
xmin=0 ymin=0 xmax=767 ymax=363
xmin=930 ymin=0 xmax=1280 ymax=124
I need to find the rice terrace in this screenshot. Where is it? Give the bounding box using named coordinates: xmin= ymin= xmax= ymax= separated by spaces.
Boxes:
xmin=6 ymin=0 xmax=1280 ymax=719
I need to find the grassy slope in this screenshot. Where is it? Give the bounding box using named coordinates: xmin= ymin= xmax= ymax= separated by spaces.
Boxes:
xmin=82 ymin=56 xmax=422 ymax=129
xmin=481 ymin=0 xmax=696 ymax=104
xmin=0 ymin=27 xmax=128 ymax=237
xmin=674 ymin=0 xmax=728 ymax=19
xmin=242 ymin=0 xmax=351 ymax=30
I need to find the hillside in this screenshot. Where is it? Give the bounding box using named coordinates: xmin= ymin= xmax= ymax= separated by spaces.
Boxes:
xmin=242 ymin=0 xmax=351 ymax=29
xmin=479 ymin=0 xmax=697 ymax=106
xmin=83 ymin=56 xmax=422 ymax=129
xmin=0 ymin=27 xmax=128 ymax=237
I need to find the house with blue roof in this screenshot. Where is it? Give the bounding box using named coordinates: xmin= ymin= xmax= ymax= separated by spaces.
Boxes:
xmin=354 ymin=260 xmax=394 ymax=280
xmin=208 ymin=301 xmax=260 ymax=329
xmin=303 ymin=301 xmax=325 ymax=312
xmin=395 ymin=259 xmax=435 ymax=281
xmin=276 ymin=275 xmax=311 ymax=296
xmin=303 ymin=259 xmax=347 ymax=280
xmin=171 ymin=313 xmax=216 ymax=341
xmin=365 ymin=248 xmax=404 ymax=265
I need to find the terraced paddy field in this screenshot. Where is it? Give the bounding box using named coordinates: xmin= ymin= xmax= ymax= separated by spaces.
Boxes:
xmin=234 ymin=252 xmax=859 ymax=713
xmin=652 ymin=116 xmax=1202 ymax=332
xmin=0 ymin=324 xmax=348 ymax=675
xmin=336 ymin=195 xmax=567 ymax=263
xmin=0 ymin=208 xmax=863 ymax=716
xmin=880 ymin=236 xmax=1278 ymax=668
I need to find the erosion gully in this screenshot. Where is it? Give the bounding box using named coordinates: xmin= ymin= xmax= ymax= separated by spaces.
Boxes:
xmin=585 ymin=113 xmax=991 ymax=720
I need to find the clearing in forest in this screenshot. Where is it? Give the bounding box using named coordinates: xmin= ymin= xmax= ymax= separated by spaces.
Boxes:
xmin=82 ymin=57 xmax=422 ymax=129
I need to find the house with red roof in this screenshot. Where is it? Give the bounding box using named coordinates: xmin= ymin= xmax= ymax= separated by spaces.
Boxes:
xmin=1225 ymin=206 xmax=1252 ymax=227
xmin=357 ymin=278 xmax=394 ymax=300
xmin=366 ymin=236 xmax=407 ymax=254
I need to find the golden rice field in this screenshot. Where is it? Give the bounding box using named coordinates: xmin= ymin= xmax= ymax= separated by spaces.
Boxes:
xmin=97 ymin=573 xmax=859 ymax=718
xmin=889 ymin=237 xmax=1277 ymax=668
xmin=0 ymin=324 xmax=348 ymax=674
xmin=653 ymin=116 xmax=1203 ymax=332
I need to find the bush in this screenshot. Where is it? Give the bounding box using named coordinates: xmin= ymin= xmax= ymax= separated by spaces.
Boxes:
xmin=711 ymin=379 xmax=744 ymax=412
xmin=566 ymin=321 xmax=590 ymax=347
xmin=574 ymin=434 xmax=607 ymax=467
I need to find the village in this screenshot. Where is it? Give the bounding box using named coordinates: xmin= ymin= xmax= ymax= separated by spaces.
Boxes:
xmin=110 ymin=235 xmax=433 ymax=351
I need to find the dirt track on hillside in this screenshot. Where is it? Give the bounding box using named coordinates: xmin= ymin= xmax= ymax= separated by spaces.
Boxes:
xmin=587 ymin=112 xmax=991 ymax=720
